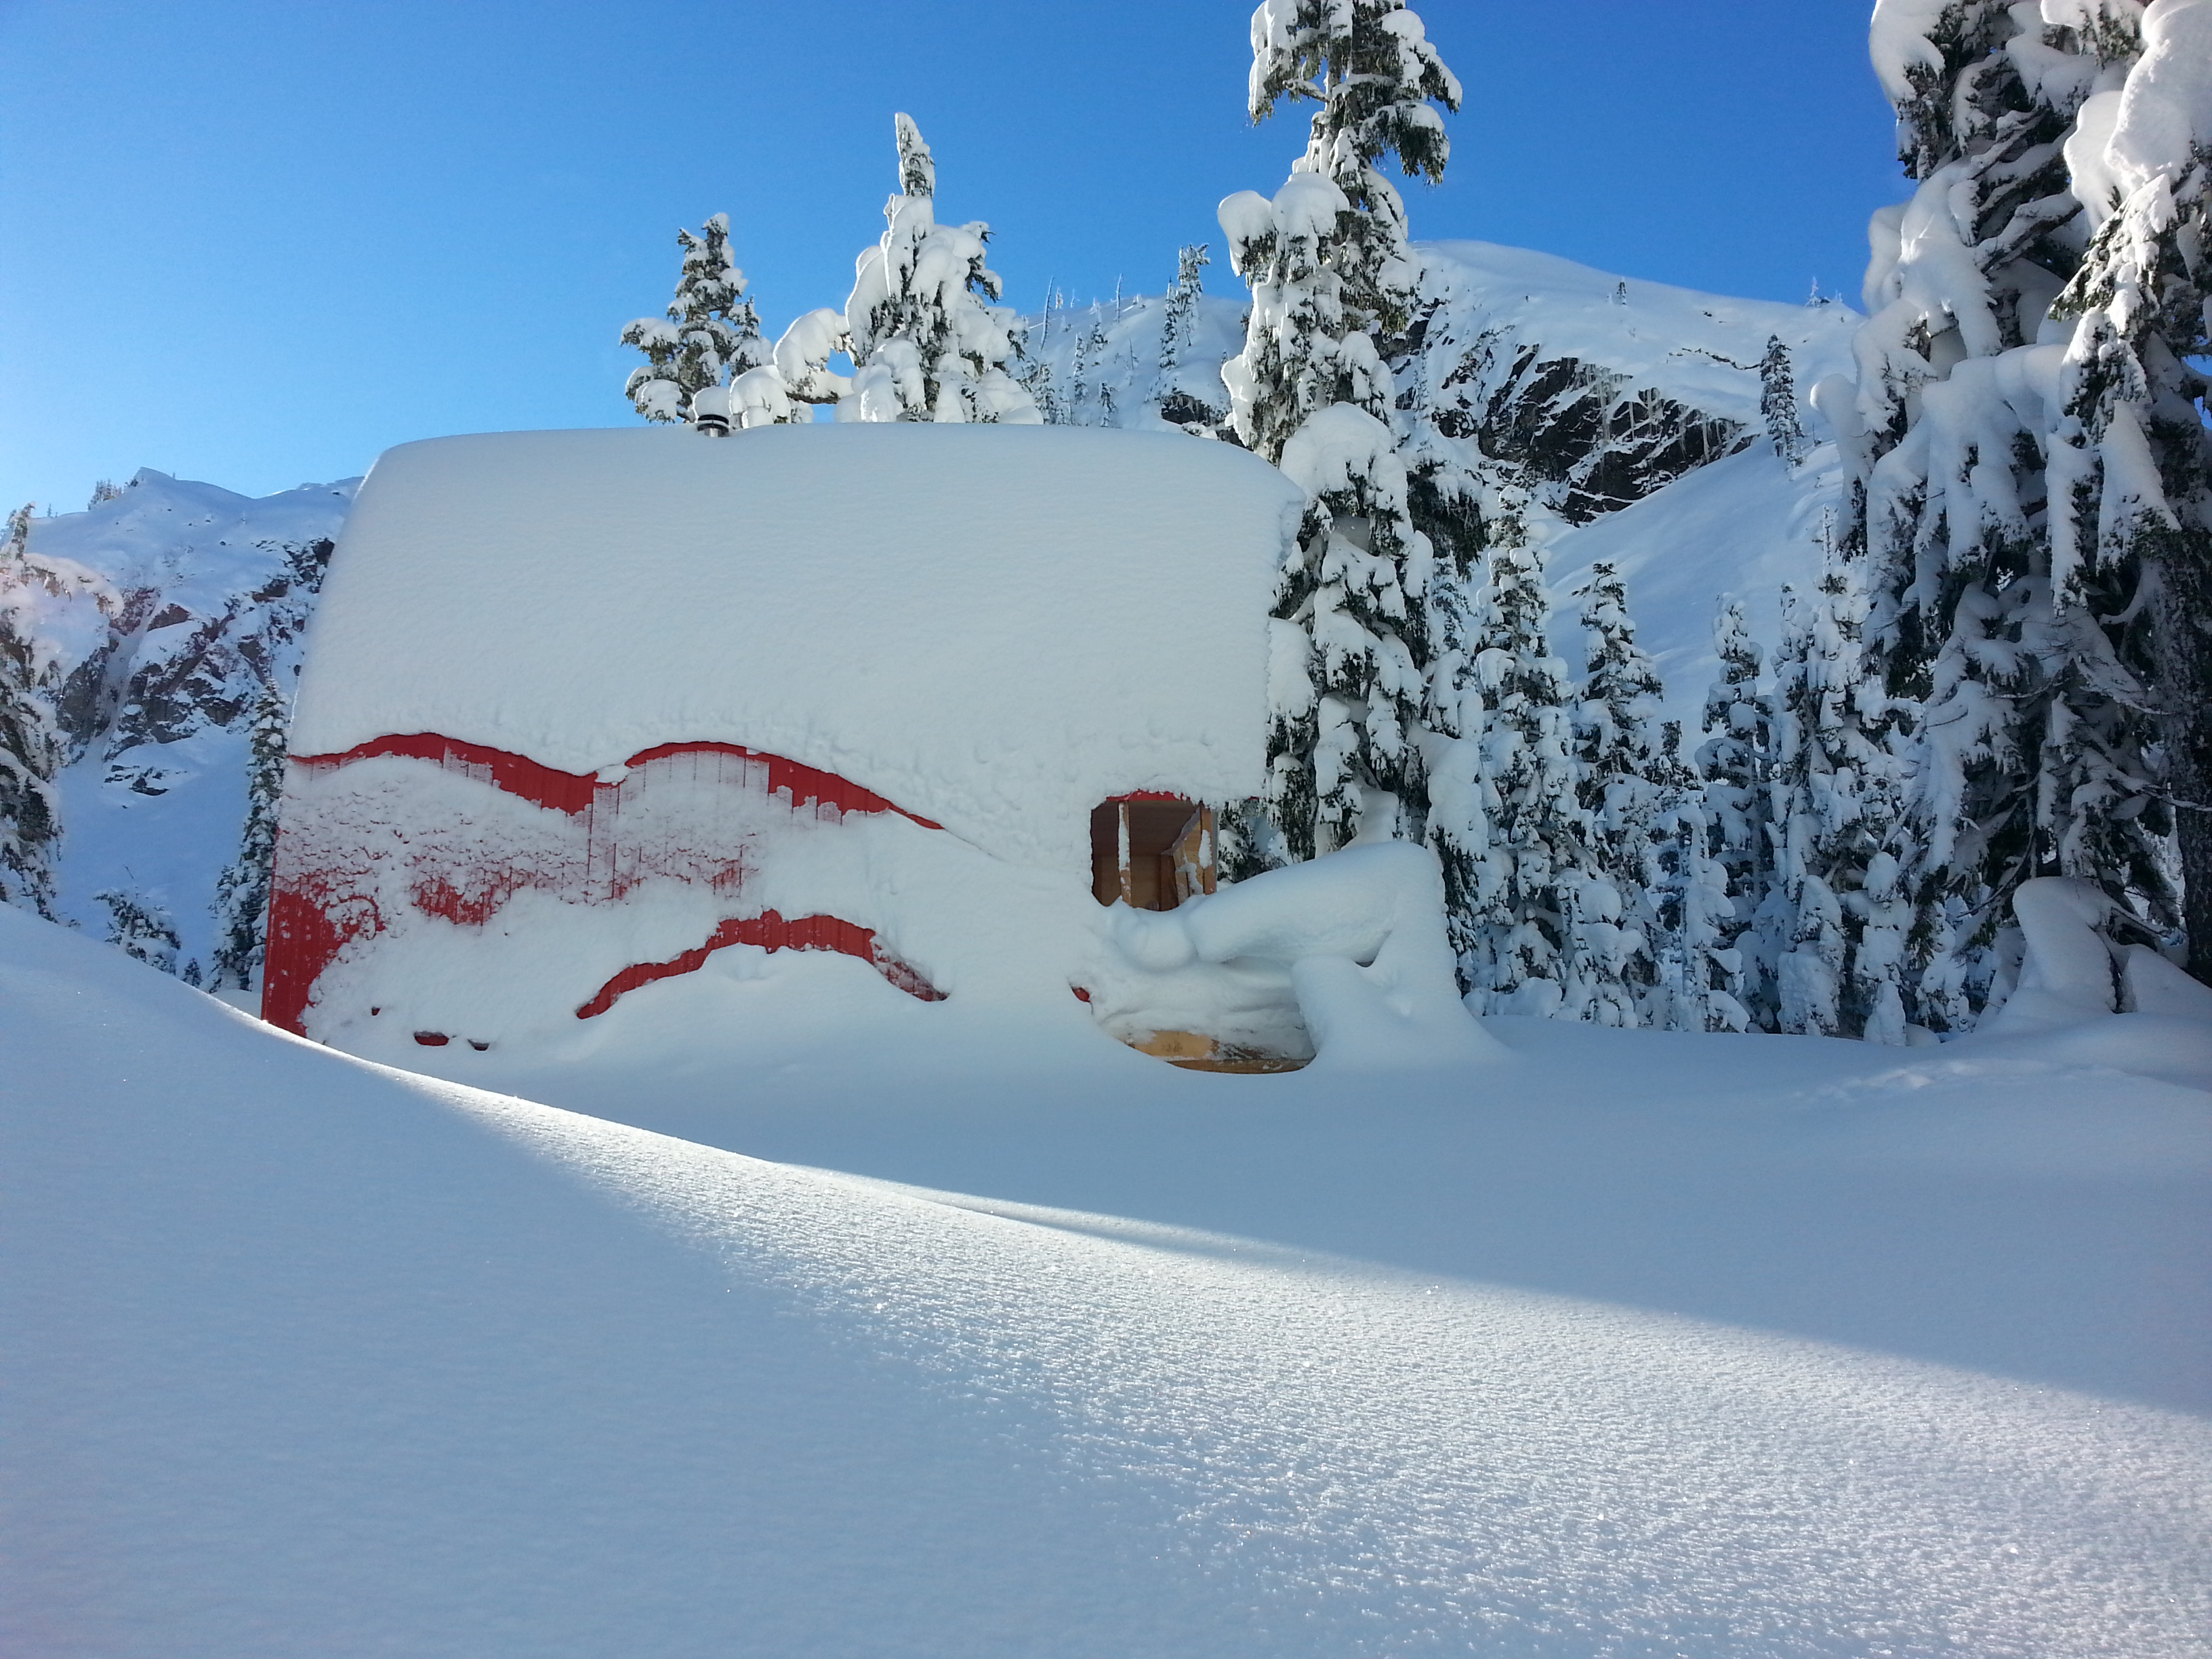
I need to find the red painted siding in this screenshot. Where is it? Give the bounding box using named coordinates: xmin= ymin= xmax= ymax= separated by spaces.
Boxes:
xmin=264 ymin=734 xmax=945 ymax=1036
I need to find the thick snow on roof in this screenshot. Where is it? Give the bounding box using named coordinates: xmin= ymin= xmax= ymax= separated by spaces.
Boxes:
xmin=290 ymin=426 xmax=1300 ymax=867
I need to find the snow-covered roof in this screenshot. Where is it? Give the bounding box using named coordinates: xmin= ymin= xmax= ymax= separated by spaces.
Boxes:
xmin=289 ymin=425 xmax=1301 ymax=867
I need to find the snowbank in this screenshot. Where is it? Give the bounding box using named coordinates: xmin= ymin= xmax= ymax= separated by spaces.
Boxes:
xmin=8 ymin=906 xmax=2211 ymax=1656
xmin=291 ymin=425 xmax=1301 ymax=872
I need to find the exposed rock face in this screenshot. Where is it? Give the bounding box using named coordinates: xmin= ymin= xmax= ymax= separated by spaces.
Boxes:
xmin=1395 ymin=242 xmax=1857 ymax=530
xmin=1420 ymin=331 xmax=1753 ymax=525
xmin=61 ymin=534 xmax=331 ymax=796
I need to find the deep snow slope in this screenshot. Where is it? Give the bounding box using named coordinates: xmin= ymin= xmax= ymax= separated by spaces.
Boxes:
xmin=1404 ymin=242 xmax=1860 ymax=729
xmin=1023 ymin=240 xmax=1860 ymax=728
xmin=7 ymin=907 xmax=2209 ymax=1658
xmin=1 ymin=472 xmax=354 ymax=968
xmin=1406 ymin=240 xmax=1857 ymax=525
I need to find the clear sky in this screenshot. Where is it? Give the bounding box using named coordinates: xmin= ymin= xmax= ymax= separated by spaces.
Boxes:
xmin=0 ymin=1 xmax=1905 ymax=512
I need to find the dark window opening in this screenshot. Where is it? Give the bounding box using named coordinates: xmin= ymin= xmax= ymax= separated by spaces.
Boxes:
xmin=1090 ymin=796 xmax=1216 ymax=910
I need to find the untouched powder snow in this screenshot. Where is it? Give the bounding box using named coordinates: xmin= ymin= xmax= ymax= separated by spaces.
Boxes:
xmin=291 ymin=424 xmax=1301 ymax=871
xmin=1547 ymin=443 xmax=1845 ymax=729
xmin=7 ymin=906 xmax=2210 ymax=1657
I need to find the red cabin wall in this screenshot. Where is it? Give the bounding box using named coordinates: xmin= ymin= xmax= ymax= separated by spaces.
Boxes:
xmin=263 ymin=734 xmax=944 ymax=1038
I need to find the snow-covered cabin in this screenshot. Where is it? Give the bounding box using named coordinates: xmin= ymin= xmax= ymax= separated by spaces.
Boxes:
xmin=264 ymin=424 xmax=1307 ymax=1063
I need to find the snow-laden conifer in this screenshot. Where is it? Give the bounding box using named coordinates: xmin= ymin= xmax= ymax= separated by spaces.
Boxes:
xmin=1567 ymin=562 xmax=1664 ymax=1025
xmin=621 ymin=213 xmax=777 ymax=425
xmin=1845 ymin=0 xmax=2183 ymax=1025
xmin=1758 ymin=335 xmax=1810 ymax=466
xmin=96 ymin=886 xmax=180 ymax=974
xmin=1154 ymin=243 xmax=1211 ymax=418
xmin=210 ymin=680 xmax=289 ymax=991
xmin=1643 ymin=720 xmax=1750 ymax=1032
xmin=839 ymin=115 xmax=1040 ymax=425
xmin=1453 ymin=531 xmax=1605 ymax=1013
xmin=1696 ymin=598 xmax=1782 ymax=1028
xmin=1248 ymin=0 xmax=1459 ymax=340
xmin=1221 ymin=1 xmax=1460 ymax=867
xmin=1 ymin=506 xmax=61 ymax=918
xmin=2039 ymin=0 xmax=2212 ymax=976
xmin=1767 ymin=568 xmax=1911 ymax=1043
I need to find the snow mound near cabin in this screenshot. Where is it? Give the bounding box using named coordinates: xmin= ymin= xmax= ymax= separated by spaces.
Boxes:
xmin=8 ymin=905 xmax=2211 ymax=1658
xmin=291 ymin=424 xmax=1301 ymax=872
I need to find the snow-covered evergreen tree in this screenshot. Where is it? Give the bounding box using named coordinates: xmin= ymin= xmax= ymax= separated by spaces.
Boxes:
xmin=209 ymin=680 xmax=289 ymax=991
xmin=1155 ymin=243 xmax=1210 ymax=414
xmin=621 ymin=213 xmax=776 ymax=425
xmin=97 ymin=886 xmax=180 ymax=974
xmin=1848 ymin=0 xmax=2177 ymax=1026
xmin=1221 ymin=0 xmax=1460 ymax=867
xmin=1567 ymin=562 xmax=1663 ymax=1025
xmin=1758 ymin=335 xmax=1810 ymax=465
xmin=1696 ymin=597 xmax=1781 ymax=1029
xmin=1248 ymin=0 xmax=1458 ymax=341
xmin=1 ymin=506 xmax=60 ymax=918
xmin=2040 ymin=0 xmax=2212 ymax=977
xmin=1767 ymin=567 xmax=1910 ymax=1043
xmin=839 ymin=114 xmax=1040 ymax=424
xmin=1453 ymin=532 xmax=1604 ymax=1012
xmin=1643 ymin=720 xmax=1749 ymax=1032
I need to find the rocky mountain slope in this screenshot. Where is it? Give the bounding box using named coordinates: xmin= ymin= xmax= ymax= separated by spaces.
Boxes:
xmin=0 ymin=472 xmax=356 ymax=983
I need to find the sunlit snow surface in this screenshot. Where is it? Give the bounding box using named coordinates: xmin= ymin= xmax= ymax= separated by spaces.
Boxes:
xmin=6 ymin=905 xmax=2209 ymax=1657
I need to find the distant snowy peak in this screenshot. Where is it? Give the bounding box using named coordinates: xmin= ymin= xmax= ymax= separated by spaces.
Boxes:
xmin=25 ymin=472 xmax=357 ymax=765
xmin=1406 ymin=241 xmax=1860 ymax=524
xmin=1019 ymin=240 xmax=1859 ymax=533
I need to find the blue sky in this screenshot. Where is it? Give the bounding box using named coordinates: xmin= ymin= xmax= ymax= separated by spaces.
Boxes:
xmin=0 ymin=1 xmax=1904 ymax=511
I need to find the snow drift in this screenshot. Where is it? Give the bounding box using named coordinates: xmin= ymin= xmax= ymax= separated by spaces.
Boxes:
xmin=6 ymin=903 xmax=2210 ymax=1656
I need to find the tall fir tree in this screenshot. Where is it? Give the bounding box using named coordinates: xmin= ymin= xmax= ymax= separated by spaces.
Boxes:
xmin=209 ymin=679 xmax=289 ymax=991
xmin=1154 ymin=243 xmax=1211 ymax=417
xmin=840 ymin=115 xmax=1040 ymax=424
xmin=1767 ymin=563 xmax=1911 ymax=1043
xmin=0 ymin=505 xmax=60 ymax=918
xmin=2041 ymin=0 xmax=2212 ymax=977
xmin=1696 ymin=597 xmax=1782 ymax=1029
xmin=1221 ymin=0 xmax=1461 ymax=871
xmin=1453 ymin=531 xmax=1604 ymax=1012
xmin=1851 ymin=1 xmax=2184 ymax=1025
xmin=1643 ymin=720 xmax=1750 ymax=1032
xmin=621 ymin=213 xmax=775 ymax=424
xmin=1568 ymin=562 xmax=1665 ymax=1025
xmin=1757 ymin=335 xmax=1810 ymax=466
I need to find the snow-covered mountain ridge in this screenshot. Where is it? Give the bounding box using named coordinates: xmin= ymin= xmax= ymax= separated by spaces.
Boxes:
xmin=0 ymin=470 xmax=355 ymax=979
xmin=1029 ymin=239 xmax=1855 ymax=496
